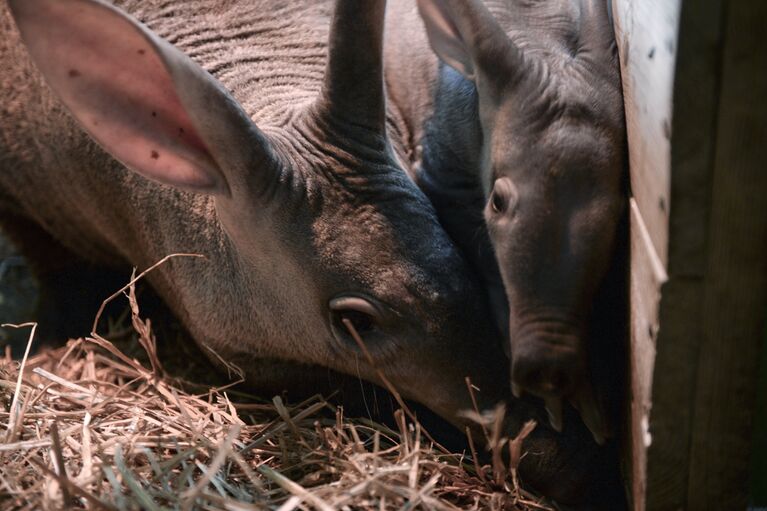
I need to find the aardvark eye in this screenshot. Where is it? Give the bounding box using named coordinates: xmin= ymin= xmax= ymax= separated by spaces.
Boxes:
xmin=329 ymin=295 xmax=382 ymax=342
xmin=489 ymin=177 xmax=518 ymax=215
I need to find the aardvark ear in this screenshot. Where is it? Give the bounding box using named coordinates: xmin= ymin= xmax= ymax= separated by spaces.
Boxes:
xmin=417 ymin=0 xmax=523 ymax=85
xmin=417 ymin=0 xmax=477 ymax=79
xmin=10 ymin=0 xmax=278 ymax=196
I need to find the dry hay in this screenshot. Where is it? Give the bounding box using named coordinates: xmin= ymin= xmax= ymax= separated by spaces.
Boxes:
xmin=0 ymin=262 xmax=555 ymax=511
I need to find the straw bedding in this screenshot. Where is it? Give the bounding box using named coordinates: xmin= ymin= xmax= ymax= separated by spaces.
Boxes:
xmin=0 ymin=266 xmax=554 ymax=511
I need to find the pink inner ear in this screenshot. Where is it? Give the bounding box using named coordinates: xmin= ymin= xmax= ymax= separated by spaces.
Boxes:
xmin=417 ymin=0 xmax=475 ymax=80
xmin=15 ymin=0 xmax=222 ymax=191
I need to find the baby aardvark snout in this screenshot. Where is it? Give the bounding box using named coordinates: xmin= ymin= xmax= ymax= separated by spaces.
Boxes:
xmin=511 ymin=342 xmax=582 ymax=398
xmin=510 ymin=322 xmax=586 ymax=399
xmin=509 ymin=317 xmax=610 ymax=443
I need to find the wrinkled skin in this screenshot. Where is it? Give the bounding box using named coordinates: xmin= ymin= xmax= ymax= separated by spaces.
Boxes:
xmin=385 ymin=0 xmax=628 ymax=505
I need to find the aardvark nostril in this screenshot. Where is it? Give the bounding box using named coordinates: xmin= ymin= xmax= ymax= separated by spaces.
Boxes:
xmin=512 ymin=358 xmax=574 ymax=397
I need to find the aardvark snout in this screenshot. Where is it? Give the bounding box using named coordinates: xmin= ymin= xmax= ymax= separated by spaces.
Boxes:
xmin=510 ymin=325 xmax=585 ymax=398
xmin=509 ymin=320 xmax=610 ymax=444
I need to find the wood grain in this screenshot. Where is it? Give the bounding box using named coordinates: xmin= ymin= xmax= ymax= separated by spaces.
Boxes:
xmin=644 ymin=0 xmax=727 ymax=508
xmin=685 ymin=0 xmax=767 ymax=506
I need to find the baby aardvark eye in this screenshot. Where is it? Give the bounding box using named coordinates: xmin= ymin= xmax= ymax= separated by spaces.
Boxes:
xmin=489 ymin=177 xmax=518 ymax=215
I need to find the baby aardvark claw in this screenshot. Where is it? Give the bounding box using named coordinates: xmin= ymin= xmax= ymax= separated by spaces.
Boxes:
xmin=544 ymin=396 xmax=563 ymax=432
xmin=569 ymin=382 xmax=608 ymax=445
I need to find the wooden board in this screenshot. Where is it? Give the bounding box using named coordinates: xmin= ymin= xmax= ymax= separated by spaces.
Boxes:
xmin=610 ymin=1 xmax=678 ymax=508
xmin=627 ymin=199 xmax=666 ymax=511
xmin=643 ymin=1 xmax=726 ymax=508
xmin=751 ymin=332 xmax=767 ymax=505
xmin=611 ymin=0 xmax=679 ymax=266
xmin=684 ymin=1 xmax=767 ymax=506
xmin=614 ymin=0 xmax=767 ymax=508
xmin=646 ymin=0 xmax=767 ymax=508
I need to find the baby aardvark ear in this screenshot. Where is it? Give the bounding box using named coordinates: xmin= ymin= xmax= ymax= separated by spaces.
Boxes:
xmin=416 ymin=0 xmax=477 ymax=79
xmin=9 ymin=0 xmax=278 ymax=196
xmin=416 ymin=0 xmax=523 ymax=85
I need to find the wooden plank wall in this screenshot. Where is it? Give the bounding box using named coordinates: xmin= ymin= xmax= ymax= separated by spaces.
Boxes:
xmin=611 ymin=1 xmax=679 ymax=509
xmin=613 ymin=0 xmax=767 ymax=508
xmin=681 ymin=2 xmax=767 ymax=506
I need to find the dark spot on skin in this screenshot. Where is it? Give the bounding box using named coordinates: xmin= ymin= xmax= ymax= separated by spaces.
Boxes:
xmin=647 ymin=324 xmax=654 ymax=339
xmin=647 ymin=47 xmax=655 ymax=60
xmin=137 ymin=49 xmax=146 ymax=55
xmin=151 ymin=111 xmax=157 ymax=118
xmin=659 ymin=197 xmax=666 ymax=213
xmin=93 ymin=120 xmax=99 ymax=126
xmin=68 ymin=69 xmax=80 ymax=78
xmin=178 ymin=127 xmax=185 ymax=135
xmin=150 ymin=150 xmax=159 ymax=160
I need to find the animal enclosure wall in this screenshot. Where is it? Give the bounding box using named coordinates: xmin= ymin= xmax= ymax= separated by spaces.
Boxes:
xmin=612 ymin=0 xmax=767 ymax=509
